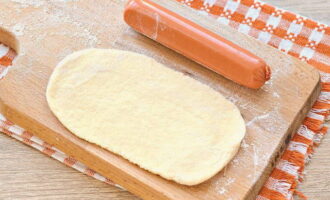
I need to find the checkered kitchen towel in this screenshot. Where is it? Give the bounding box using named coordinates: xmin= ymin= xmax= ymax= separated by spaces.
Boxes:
xmin=1 ymin=0 xmax=330 ymax=199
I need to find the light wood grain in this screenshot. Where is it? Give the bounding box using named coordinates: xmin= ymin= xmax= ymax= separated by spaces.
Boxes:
xmin=0 ymin=0 xmax=328 ymax=200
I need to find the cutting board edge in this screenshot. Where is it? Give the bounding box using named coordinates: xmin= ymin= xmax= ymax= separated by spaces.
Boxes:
xmin=0 ymin=73 xmax=321 ymax=200
xmin=246 ymin=75 xmax=321 ymax=199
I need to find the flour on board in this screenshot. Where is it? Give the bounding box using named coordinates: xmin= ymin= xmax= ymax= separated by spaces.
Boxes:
xmin=252 ymin=144 xmax=259 ymax=182
xmin=246 ymin=113 xmax=271 ymax=127
xmin=218 ymin=187 xmax=226 ymax=195
xmin=241 ymin=139 xmax=250 ymax=149
xmin=12 ymin=23 xmax=25 ymax=36
xmin=216 ymin=176 xmax=237 ymax=196
xmin=11 ymin=0 xmax=79 ymax=8
xmin=11 ymin=0 xmax=44 ymax=8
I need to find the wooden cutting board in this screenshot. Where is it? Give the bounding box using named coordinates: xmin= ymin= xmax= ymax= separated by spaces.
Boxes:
xmin=0 ymin=0 xmax=321 ymax=199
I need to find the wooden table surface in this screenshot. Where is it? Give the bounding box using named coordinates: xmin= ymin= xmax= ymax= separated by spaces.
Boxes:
xmin=0 ymin=0 xmax=329 ymax=199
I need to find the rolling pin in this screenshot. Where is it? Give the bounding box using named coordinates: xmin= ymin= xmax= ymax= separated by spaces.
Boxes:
xmin=124 ymin=0 xmax=271 ymax=89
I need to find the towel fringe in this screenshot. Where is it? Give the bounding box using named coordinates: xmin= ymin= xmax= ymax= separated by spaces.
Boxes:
xmin=258 ymin=102 xmax=329 ymax=199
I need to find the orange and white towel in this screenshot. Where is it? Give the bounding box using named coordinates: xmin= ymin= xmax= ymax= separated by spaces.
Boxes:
xmin=1 ymin=0 xmax=330 ymax=199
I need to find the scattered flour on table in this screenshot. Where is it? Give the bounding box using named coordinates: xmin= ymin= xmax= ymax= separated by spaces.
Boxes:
xmin=273 ymin=92 xmax=280 ymax=98
xmin=12 ymin=23 xmax=25 ymax=36
xmin=45 ymin=8 xmax=95 ymax=41
xmin=246 ymin=113 xmax=271 ymax=127
xmin=18 ymin=1 xmax=99 ymax=47
xmin=252 ymin=144 xmax=259 ymax=182
xmin=241 ymin=139 xmax=250 ymax=149
xmin=216 ymin=176 xmax=237 ymax=195
xmin=54 ymin=0 xmax=80 ymax=2
xmin=11 ymin=0 xmax=44 ymax=8
xmin=218 ymin=187 xmax=226 ymax=195
xmin=11 ymin=0 xmax=79 ymax=8
xmin=226 ymin=177 xmax=236 ymax=185
xmin=231 ymin=158 xmax=239 ymax=167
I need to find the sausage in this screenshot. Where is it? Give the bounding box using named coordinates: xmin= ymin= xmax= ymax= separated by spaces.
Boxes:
xmin=124 ymin=0 xmax=271 ymax=89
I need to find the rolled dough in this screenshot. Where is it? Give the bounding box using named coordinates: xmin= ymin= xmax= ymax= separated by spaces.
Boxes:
xmin=46 ymin=48 xmax=246 ymax=185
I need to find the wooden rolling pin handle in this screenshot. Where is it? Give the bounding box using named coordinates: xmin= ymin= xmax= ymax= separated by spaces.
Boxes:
xmin=124 ymin=0 xmax=271 ymax=89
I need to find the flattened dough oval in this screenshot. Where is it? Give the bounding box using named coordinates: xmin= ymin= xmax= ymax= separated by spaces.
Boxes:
xmin=46 ymin=48 xmax=246 ymax=185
